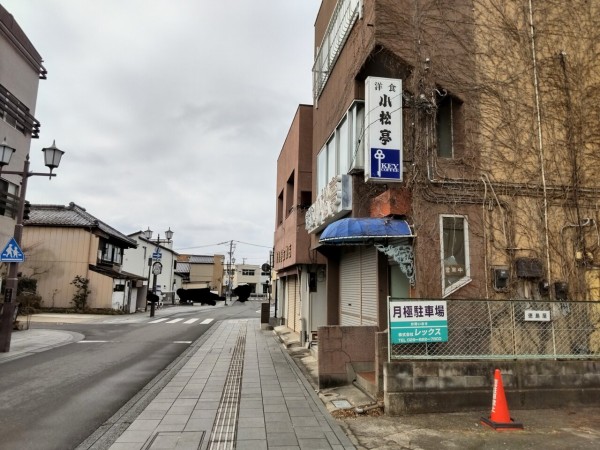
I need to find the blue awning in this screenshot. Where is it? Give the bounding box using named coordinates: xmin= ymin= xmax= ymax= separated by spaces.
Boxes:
xmin=319 ymin=218 xmax=414 ymax=244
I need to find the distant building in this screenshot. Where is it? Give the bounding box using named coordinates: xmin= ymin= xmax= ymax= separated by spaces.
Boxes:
xmin=273 ymin=105 xmax=326 ymax=337
xmin=234 ymin=263 xmax=261 ymax=294
xmin=122 ymin=231 xmax=179 ymax=307
xmin=177 ymin=254 xmax=224 ymax=295
xmin=21 ymin=203 xmax=141 ymax=311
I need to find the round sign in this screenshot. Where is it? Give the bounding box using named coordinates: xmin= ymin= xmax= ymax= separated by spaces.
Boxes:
xmin=152 ymin=262 xmax=163 ymax=275
xmin=261 ymin=263 xmax=271 ymax=273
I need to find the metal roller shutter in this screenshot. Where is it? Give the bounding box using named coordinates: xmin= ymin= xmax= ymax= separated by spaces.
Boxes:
xmin=340 ymin=247 xmax=378 ymax=326
xmin=285 ymin=276 xmax=300 ymax=332
xmin=293 ymin=276 xmax=301 ymax=332
xmin=360 ymin=246 xmax=378 ymax=325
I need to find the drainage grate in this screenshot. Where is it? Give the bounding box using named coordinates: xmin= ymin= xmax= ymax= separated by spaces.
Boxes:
xmin=145 ymin=431 xmax=205 ymax=449
xmin=207 ymin=323 xmax=246 ymax=449
xmin=331 ymin=399 xmax=353 ymax=409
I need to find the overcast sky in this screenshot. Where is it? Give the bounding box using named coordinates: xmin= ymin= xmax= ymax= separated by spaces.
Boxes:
xmin=2 ymin=0 xmax=319 ymax=265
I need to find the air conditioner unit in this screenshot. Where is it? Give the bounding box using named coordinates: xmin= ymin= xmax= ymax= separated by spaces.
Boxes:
xmin=515 ymin=258 xmax=543 ymax=279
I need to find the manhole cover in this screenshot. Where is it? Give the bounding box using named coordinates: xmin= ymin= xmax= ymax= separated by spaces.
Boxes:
xmin=146 ymin=431 xmax=205 ymax=449
xmin=331 ymin=399 xmax=352 ymax=409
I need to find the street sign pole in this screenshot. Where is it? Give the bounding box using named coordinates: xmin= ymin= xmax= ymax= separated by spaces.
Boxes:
xmin=150 ymin=262 xmax=162 ymax=317
xmin=0 ymin=157 xmax=28 ymax=352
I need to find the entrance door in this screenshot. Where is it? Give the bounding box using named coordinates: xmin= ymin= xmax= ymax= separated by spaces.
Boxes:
xmin=390 ymin=264 xmax=410 ymax=299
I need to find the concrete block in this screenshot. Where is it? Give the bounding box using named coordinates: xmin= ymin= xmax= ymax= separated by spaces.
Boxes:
xmin=413 ymin=363 xmax=439 ymax=377
xmin=385 ymin=361 xmax=413 ymax=377
xmin=439 ymin=376 xmax=467 ymax=389
xmin=385 ymin=372 xmax=413 ymax=391
xmin=413 ymin=376 xmax=439 ymax=390
xmin=465 ymin=375 xmax=488 ymax=388
xmin=523 ymin=374 xmax=558 ymax=388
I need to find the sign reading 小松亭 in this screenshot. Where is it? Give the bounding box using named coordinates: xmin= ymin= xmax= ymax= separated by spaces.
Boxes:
xmin=365 ymin=76 xmax=403 ymax=182
xmin=389 ymin=300 xmax=448 ymax=344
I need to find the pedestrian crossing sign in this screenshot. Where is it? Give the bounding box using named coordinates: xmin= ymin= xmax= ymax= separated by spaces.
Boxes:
xmin=0 ymin=237 xmax=25 ymax=262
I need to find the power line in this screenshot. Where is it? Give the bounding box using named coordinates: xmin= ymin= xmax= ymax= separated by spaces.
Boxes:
xmin=234 ymin=240 xmax=272 ymax=249
xmin=175 ymin=241 xmax=230 ymax=251
xmin=175 ymin=240 xmax=271 ymax=251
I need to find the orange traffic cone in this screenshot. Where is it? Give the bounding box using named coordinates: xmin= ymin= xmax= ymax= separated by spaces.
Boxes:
xmin=481 ymin=369 xmax=524 ymax=431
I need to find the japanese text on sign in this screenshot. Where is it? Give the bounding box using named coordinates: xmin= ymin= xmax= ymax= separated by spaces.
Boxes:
xmin=388 ymin=300 xmax=448 ymax=344
xmin=365 ymin=76 xmax=403 ymax=183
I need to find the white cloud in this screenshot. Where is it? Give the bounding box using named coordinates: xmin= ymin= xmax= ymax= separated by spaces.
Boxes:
xmin=3 ymin=0 xmax=319 ymax=264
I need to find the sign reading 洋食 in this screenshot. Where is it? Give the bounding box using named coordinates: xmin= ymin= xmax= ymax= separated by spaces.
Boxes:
xmin=389 ymin=300 xmax=448 ymax=344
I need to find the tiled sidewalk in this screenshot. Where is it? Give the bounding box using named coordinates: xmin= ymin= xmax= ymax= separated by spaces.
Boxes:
xmin=109 ymin=319 xmax=354 ymax=450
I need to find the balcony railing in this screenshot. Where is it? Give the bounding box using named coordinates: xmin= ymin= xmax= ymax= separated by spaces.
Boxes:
xmin=312 ymin=0 xmax=362 ymax=101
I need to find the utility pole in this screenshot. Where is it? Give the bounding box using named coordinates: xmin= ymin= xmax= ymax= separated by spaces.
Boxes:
xmin=226 ymin=240 xmax=235 ymax=304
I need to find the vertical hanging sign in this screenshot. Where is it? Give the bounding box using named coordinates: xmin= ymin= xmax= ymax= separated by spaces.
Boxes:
xmin=365 ymin=76 xmax=403 ymax=182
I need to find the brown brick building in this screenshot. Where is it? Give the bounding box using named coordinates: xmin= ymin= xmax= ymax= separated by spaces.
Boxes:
xmin=276 ymin=0 xmax=600 ymax=413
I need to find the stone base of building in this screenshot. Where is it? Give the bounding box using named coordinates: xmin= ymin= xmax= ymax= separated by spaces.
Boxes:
xmin=384 ymin=360 xmax=600 ymax=415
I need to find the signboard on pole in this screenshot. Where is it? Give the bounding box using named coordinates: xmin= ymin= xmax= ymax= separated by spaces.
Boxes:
xmin=365 ymin=76 xmax=403 ymax=183
xmin=0 ymin=237 xmax=24 ymax=262
xmin=389 ymin=300 xmax=448 ymax=344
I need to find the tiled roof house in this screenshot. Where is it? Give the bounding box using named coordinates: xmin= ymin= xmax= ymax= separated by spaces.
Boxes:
xmin=21 ymin=202 xmax=142 ymax=311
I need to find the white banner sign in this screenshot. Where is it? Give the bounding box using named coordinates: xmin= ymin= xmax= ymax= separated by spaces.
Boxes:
xmin=365 ymin=76 xmax=402 ymax=183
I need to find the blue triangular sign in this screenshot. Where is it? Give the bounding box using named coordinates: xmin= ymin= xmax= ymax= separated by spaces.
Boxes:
xmin=0 ymin=237 xmax=25 ymax=262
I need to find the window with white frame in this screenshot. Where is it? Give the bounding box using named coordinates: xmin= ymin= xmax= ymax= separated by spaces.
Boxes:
xmin=100 ymin=241 xmax=123 ymax=265
xmin=440 ymin=215 xmax=470 ymax=296
xmin=242 ymin=269 xmax=255 ymax=276
xmin=316 ymin=101 xmax=364 ymax=193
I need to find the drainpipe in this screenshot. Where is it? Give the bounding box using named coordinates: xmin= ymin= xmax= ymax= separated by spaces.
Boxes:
xmin=528 ymin=0 xmax=552 ymax=290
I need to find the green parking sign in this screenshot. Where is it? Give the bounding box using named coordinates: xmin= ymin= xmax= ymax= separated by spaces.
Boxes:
xmin=389 ymin=300 xmax=448 ymax=344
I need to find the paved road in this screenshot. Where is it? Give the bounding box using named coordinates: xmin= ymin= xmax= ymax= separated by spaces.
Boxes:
xmin=0 ymin=301 xmax=260 ymax=450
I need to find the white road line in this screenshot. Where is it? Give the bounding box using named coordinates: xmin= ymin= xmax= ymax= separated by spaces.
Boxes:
xmin=166 ymin=318 xmax=184 ymax=324
xmin=184 ymin=318 xmax=200 ymax=324
xmin=149 ymin=318 xmax=169 ymax=323
xmin=78 ymin=340 xmax=109 ymax=343
xmin=200 ymin=318 xmax=214 ymax=324
xmin=173 ymin=341 xmax=193 ymax=344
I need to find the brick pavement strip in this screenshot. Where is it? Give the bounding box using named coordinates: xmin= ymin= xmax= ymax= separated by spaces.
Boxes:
xmin=104 ymin=319 xmax=354 ymax=450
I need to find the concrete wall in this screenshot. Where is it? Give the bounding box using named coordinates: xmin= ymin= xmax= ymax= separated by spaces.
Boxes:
xmin=318 ymin=325 xmax=378 ymax=389
xmin=384 ymin=359 xmax=600 ymax=415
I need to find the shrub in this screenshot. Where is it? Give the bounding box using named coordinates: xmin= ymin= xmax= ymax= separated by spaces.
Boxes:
xmin=70 ymin=275 xmax=91 ymax=311
xmin=17 ymin=277 xmax=42 ymax=314
xmin=17 ymin=276 xmax=38 ymax=296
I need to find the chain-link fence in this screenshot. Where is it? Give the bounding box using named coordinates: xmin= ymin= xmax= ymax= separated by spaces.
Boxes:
xmin=389 ymin=299 xmax=600 ymax=360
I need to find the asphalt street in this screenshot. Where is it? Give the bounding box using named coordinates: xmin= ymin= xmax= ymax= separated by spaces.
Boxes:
xmin=0 ymin=300 xmax=259 ymax=450
xmin=2 ymin=301 xmax=600 ymax=450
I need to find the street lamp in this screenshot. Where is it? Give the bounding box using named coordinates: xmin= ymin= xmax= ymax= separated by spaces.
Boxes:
xmin=0 ymin=138 xmax=65 ymax=353
xmin=143 ymin=226 xmax=173 ymax=317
